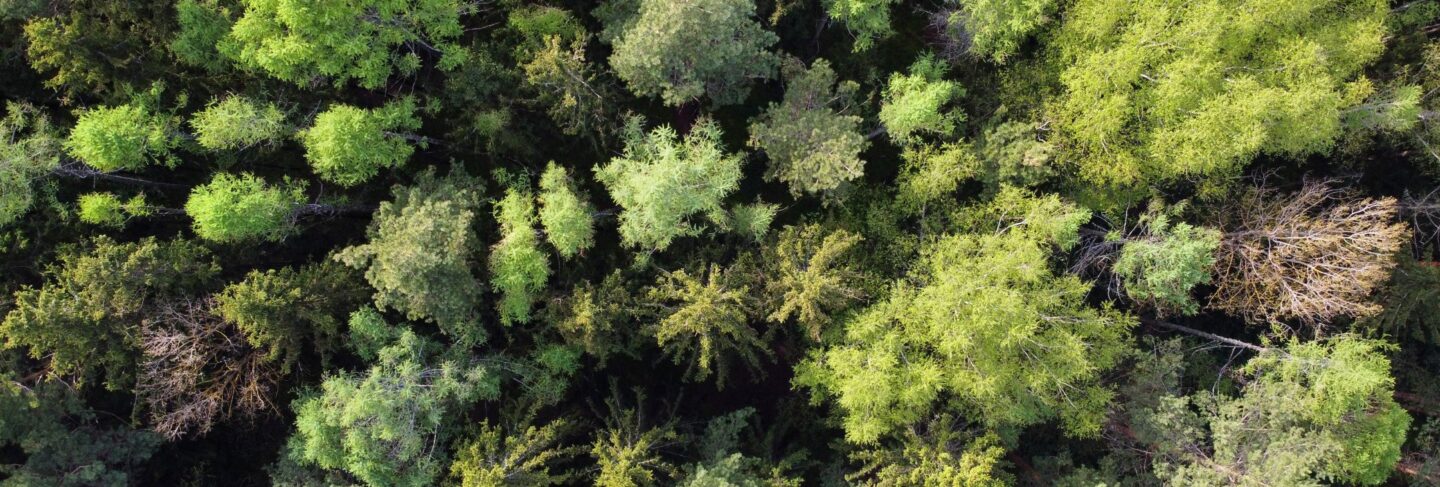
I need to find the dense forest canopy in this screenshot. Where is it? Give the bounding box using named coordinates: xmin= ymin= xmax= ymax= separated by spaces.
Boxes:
xmin=5 ymin=0 xmax=1440 ymax=485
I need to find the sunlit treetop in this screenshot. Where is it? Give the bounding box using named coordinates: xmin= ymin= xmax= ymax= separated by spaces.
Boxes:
xmin=221 ymin=0 xmax=472 ymax=88
xmin=299 ymin=99 xmax=420 ymax=187
xmin=64 ymin=103 xmax=180 ymax=172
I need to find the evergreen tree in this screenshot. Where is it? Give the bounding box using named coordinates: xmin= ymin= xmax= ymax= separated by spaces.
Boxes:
xmin=189 ymin=96 xmax=287 ymax=151
xmin=537 ymin=162 xmax=595 ymax=259
xmin=185 ymin=172 xmax=306 ymax=242
xmin=489 ymin=189 xmax=551 ymax=326
xmin=64 ymin=103 xmax=179 ymax=172
xmin=299 ymin=99 xmax=421 ymax=187
xmin=604 ymin=0 xmax=779 ymax=106
xmin=749 ymin=58 xmax=867 ymax=199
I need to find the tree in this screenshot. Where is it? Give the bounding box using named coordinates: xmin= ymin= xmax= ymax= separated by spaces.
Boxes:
xmin=299 ymin=99 xmax=421 ymax=187
xmin=548 ymin=272 xmax=638 ymax=363
xmin=1049 ymin=0 xmax=1388 ymax=197
xmin=537 ymin=162 xmax=595 ymax=259
xmin=171 ymin=0 xmax=233 ymax=72
xmin=847 ymin=415 xmax=1009 ymax=486
xmin=595 ymin=118 xmax=744 ymax=251
xmin=591 ymin=390 xmax=678 ymax=487
xmin=1113 ymin=206 xmax=1221 ymax=316
xmin=77 ymin=192 xmax=151 ymax=227
xmin=136 ymin=298 xmax=280 ymax=439
xmin=764 ymin=224 xmax=865 ymax=340
xmin=718 ymin=201 xmax=778 ymax=243
xmin=749 ymin=58 xmax=867 ymax=199
xmin=0 ymin=237 xmax=219 ymax=388
xmin=796 ymin=188 xmax=1134 ymax=443
xmin=185 ymin=172 xmax=306 ymax=242
xmin=288 ymin=329 xmax=496 ymax=487
xmin=490 ymin=189 xmax=551 ymax=326
xmin=943 ymin=0 xmax=1057 ymax=63
xmin=878 ymin=54 xmax=964 ymax=146
xmin=522 ymin=35 xmax=618 ymax=138
xmin=1211 ymin=181 xmax=1409 ymax=327
xmin=605 ymin=0 xmax=779 ymax=106
xmin=0 ymin=379 xmax=160 ymax=485
xmin=823 ymin=0 xmax=899 ymax=51
xmin=220 ymin=0 xmax=470 ymax=88
xmin=214 ymin=261 xmax=367 ymax=370
xmin=448 ymin=419 xmax=580 ymax=486
xmin=644 ymin=264 xmax=766 ymax=389
xmin=0 ymin=103 xmax=62 ymax=227
xmin=189 ymin=96 xmax=287 ymax=151
xmin=335 ymin=169 xmax=486 ymax=343
xmin=1128 ymin=337 xmax=1409 ymax=486
xmin=64 ymin=103 xmax=179 ymax=172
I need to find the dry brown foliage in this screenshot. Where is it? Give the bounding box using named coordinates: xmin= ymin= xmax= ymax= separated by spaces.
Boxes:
xmin=1211 ymin=180 xmax=1409 ymax=330
xmin=137 ymin=298 xmax=280 ymax=440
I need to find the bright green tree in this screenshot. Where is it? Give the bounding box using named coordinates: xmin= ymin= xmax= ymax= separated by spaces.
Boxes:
xmin=823 ymin=0 xmax=899 ymax=51
xmin=605 ymin=0 xmax=779 ymax=106
xmin=749 ymin=58 xmax=867 ymax=198
xmin=644 ymin=264 xmax=766 ymax=389
xmin=537 ymin=162 xmax=595 ymax=259
xmin=335 ymin=169 xmax=486 ymax=343
xmin=948 ymin=0 xmax=1057 ymax=62
xmin=214 ymin=261 xmax=367 ymax=370
xmin=591 ymin=392 xmax=679 ymax=487
xmin=1113 ymin=207 xmax=1221 ymax=316
xmin=448 ymin=419 xmax=580 ymax=486
xmin=878 ymin=54 xmax=964 ymax=145
xmin=299 ymin=99 xmax=421 ymax=186
xmin=0 ymin=379 xmax=161 ymax=486
xmin=185 ymin=172 xmax=306 ymax=242
xmin=0 ymin=103 xmax=62 ymax=227
xmin=221 ymin=0 xmax=470 ymax=88
xmin=77 ymin=192 xmax=151 ymax=227
xmin=796 ymin=188 xmax=1134 ymax=443
xmin=764 ymin=224 xmax=865 ymax=339
xmin=848 ymin=415 xmax=1009 ymax=486
xmin=289 ymin=330 xmax=496 ymax=487
xmin=64 ymin=103 xmax=179 ymax=172
xmin=490 ymin=189 xmax=551 ymax=326
xmin=190 ymin=96 xmax=287 ymax=151
xmin=0 ymin=237 xmax=219 ymax=388
xmin=1050 ymin=0 xmax=1388 ymax=198
xmin=595 ymin=118 xmax=744 ymax=251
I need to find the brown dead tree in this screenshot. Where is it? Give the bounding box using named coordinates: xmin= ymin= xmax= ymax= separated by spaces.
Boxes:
xmin=137 ymin=298 xmax=280 ymax=440
xmin=1210 ymin=180 xmax=1410 ymax=331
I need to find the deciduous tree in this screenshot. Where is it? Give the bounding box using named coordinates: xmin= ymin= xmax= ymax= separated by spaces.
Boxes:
xmin=604 ymin=0 xmax=779 ymax=106
xmin=749 ymin=58 xmax=867 ymax=199
xmin=190 ymin=96 xmax=287 ymax=151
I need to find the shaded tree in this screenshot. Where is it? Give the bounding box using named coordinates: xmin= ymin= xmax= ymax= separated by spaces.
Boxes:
xmin=0 ymin=379 xmax=160 ymax=485
xmin=448 ymin=418 xmax=580 ymax=486
xmin=749 ymin=58 xmax=866 ymax=199
xmin=0 ymin=103 xmax=62 ymax=227
xmin=604 ymin=0 xmax=779 ymax=106
xmin=823 ymin=0 xmax=899 ymax=51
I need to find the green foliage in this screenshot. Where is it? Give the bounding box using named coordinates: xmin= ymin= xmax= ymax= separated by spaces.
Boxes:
xmin=449 ymin=418 xmax=580 ymax=486
xmin=879 ymin=54 xmax=964 ymax=146
xmin=592 ymin=392 xmax=678 ymax=487
xmin=171 ymin=0 xmax=233 ymax=71
xmin=606 ymin=0 xmax=779 ymax=106
xmin=0 ymin=379 xmax=160 ymax=486
xmin=645 ymin=264 xmax=766 ymax=388
xmin=190 ymin=96 xmax=287 ymax=151
xmin=0 ymin=103 xmax=62 ymax=228
xmin=537 ymin=162 xmax=595 ymax=259
xmin=749 ymin=58 xmax=867 ymax=198
xmin=185 ymin=172 xmax=306 ymax=242
xmin=1366 ymin=254 xmax=1440 ymax=344
xmin=974 ymin=120 xmax=1054 ymax=189
xmin=764 ymin=224 xmax=865 ymax=339
xmin=722 ymin=202 xmax=779 ymax=242
xmin=76 ymin=192 xmax=150 ymax=227
xmin=549 ymin=272 xmax=636 ymax=362
xmin=1113 ymin=206 xmax=1221 ymax=316
xmin=221 ymin=0 xmax=469 ymax=88
xmin=848 ymin=415 xmax=1009 ymax=486
xmin=595 ymin=118 xmax=744 ymax=250
xmin=300 ymin=99 xmax=421 ymax=186
xmin=522 ymin=35 xmax=617 ymax=138
xmin=507 ymin=6 xmax=585 ymax=62
xmin=64 ymin=103 xmax=179 ymax=172
xmin=0 ymin=237 xmax=219 ymax=388
xmin=289 ymin=330 xmax=496 ymax=487
xmin=215 ymin=261 xmax=366 ymax=370
xmin=895 ymin=142 xmax=978 ymax=212
xmin=823 ymin=0 xmax=899 ymax=51
xmin=335 ymin=169 xmax=486 ymax=343
xmin=1050 ymin=0 xmax=1388 ymax=196
xmin=951 ymin=0 xmax=1057 ymax=62
xmin=796 ymin=188 xmax=1133 ymax=443
xmin=489 ymin=189 xmax=551 ymax=326
xmin=1135 ymin=337 xmax=1409 ymax=486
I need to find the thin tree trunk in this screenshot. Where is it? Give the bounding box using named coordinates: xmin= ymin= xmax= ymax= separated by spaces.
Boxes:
xmin=1142 ymin=318 xmax=1270 ymax=353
